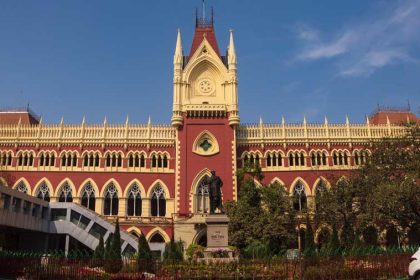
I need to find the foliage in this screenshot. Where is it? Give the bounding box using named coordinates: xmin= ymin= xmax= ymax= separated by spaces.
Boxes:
xmin=137 ymin=233 xmax=152 ymax=272
xmin=185 ymin=244 xmax=204 ymax=260
xmin=163 ymin=238 xmax=183 ymax=262
xmin=104 ymin=219 xmax=122 ymax=273
xmin=91 ymin=235 xmax=104 ymax=267
xmin=314 ymin=123 xmax=420 ymax=248
xmin=226 ymin=179 xmax=297 ymax=256
xmin=304 ymin=215 xmax=316 ymax=256
xmin=242 ymin=241 xmax=272 ymax=259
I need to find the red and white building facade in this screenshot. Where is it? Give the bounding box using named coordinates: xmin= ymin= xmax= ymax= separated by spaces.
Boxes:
xmin=0 ymin=15 xmax=417 ymax=248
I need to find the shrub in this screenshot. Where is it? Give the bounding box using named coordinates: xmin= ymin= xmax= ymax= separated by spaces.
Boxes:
xmin=185 ymin=244 xmax=204 ymax=260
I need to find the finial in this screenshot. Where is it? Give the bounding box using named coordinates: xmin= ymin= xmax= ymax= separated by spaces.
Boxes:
xmin=281 ymin=114 xmax=285 ymax=124
xmin=386 ymin=115 xmax=390 ymax=125
xmin=82 ymin=115 xmax=86 ymax=125
xmin=366 ymin=115 xmax=370 ymax=125
xmin=407 ymin=114 xmax=410 ymax=124
xmin=104 ymin=116 xmax=107 ymax=125
xmin=38 ymin=116 xmax=42 ymax=125
xmin=125 ymin=115 xmax=129 ymax=125
xmin=259 ymin=116 xmax=263 ymax=125
xmin=228 ymin=28 xmax=237 ymax=66
xmin=303 ymin=115 xmax=307 ymax=125
xmin=60 ymin=116 xmax=64 ymax=125
xmin=346 ymin=115 xmax=349 ymax=125
xmin=148 ymin=115 xmax=151 ymax=125
xmin=324 ymin=116 xmax=328 ymax=125
xmin=18 ymin=116 xmax=22 ymax=125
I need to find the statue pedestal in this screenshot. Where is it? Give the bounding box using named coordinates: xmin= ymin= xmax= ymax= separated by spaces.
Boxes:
xmin=204 ymin=215 xmax=234 ymax=258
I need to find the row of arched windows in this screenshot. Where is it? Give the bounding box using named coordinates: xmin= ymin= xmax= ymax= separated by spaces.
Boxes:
xmin=0 ymin=151 xmax=12 ymax=166
xmin=241 ymin=149 xmax=370 ymax=168
xmin=14 ymin=180 xmax=168 ymax=217
xmin=8 ymin=150 xmax=171 ymax=169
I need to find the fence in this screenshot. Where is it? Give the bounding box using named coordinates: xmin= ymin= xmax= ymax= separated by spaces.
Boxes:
xmin=0 ymin=251 xmax=412 ymax=279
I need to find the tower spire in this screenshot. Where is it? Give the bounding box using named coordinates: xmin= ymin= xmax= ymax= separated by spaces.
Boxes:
xmin=228 ymin=29 xmax=237 ymax=68
xmin=174 ymin=28 xmax=183 ymax=66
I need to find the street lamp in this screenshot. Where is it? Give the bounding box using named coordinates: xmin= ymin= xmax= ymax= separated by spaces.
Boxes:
xmin=294 ymin=183 xmax=305 ymax=280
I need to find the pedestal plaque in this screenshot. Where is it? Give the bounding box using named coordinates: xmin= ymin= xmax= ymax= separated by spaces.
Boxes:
xmin=204 ymin=215 xmax=233 ymax=258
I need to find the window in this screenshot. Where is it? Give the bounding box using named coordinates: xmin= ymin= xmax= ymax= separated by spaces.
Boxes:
xmin=58 ymin=182 xmax=73 ymax=202
xmin=333 ymin=151 xmax=349 ymax=166
xmin=311 ymin=152 xmax=328 ymax=166
xmin=104 ymin=183 xmax=118 ymax=216
xmin=151 ymin=185 xmax=166 ymax=217
xmin=61 ymin=152 xmax=78 ymax=167
xmin=81 ymin=182 xmax=96 ymax=211
xmin=16 ymin=181 xmax=28 ymax=194
xmin=150 ymin=232 xmax=165 ymax=243
xmin=88 ymin=223 xmax=107 ymax=240
xmin=23 ymin=201 xmax=31 ymax=215
xmin=70 ymin=210 xmax=90 ymax=230
xmin=293 ymin=182 xmax=307 ymax=211
xmin=127 ymin=183 xmax=141 ymax=216
xmin=83 ymin=153 xmax=100 ymax=167
xmin=105 ymin=153 xmax=122 ymax=167
xmin=17 ymin=152 xmax=33 ymax=167
xmin=36 ymin=182 xmax=51 ymax=202
xmin=38 ymin=152 xmax=55 ymax=167
xmin=1 ymin=194 xmax=11 ymax=210
xmin=51 ymin=209 xmax=67 ymax=221
xmin=0 ymin=152 xmax=12 ymax=166
xmin=12 ymin=197 xmax=22 ymax=212
xmin=196 ymin=176 xmax=210 ymax=213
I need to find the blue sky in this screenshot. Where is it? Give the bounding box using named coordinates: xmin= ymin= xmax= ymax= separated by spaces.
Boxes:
xmin=0 ymin=0 xmax=419 ymax=124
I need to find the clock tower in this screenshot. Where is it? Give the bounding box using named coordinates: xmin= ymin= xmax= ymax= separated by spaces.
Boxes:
xmin=171 ymin=10 xmax=239 ymax=218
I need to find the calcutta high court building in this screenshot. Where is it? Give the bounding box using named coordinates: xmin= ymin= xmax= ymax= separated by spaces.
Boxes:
xmin=0 ymin=11 xmax=418 ymax=250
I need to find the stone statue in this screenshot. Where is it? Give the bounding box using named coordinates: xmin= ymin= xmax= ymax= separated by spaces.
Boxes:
xmin=207 ymin=170 xmax=224 ymax=214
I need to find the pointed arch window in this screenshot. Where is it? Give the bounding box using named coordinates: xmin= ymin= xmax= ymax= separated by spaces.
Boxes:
xmin=81 ymin=182 xmax=96 ymax=211
xmin=292 ymin=182 xmax=307 ymax=211
xmin=151 ymin=155 xmax=157 ymax=168
xmin=151 ymin=185 xmax=166 ymax=217
xmin=36 ymin=182 xmax=50 ymax=202
xmin=104 ymin=183 xmax=119 ymax=216
xmin=58 ymin=182 xmax=73 ymax=202
xmin=127 ymin=183 xmax=141 ymax=216
xmin=150 ymin=232 xmax=165 ymax=243
xmin=266 ymin=154 xmax=272 ymax=167
xmin=196 ymin=175 xmax=210 ymax=213
xmin=16 ymin=181 xmax=28 ymax=194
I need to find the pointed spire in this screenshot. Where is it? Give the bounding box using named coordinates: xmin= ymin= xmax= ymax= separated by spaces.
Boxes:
xmin=125 ymin=115 xmax=129 ymax=125
xmin=324 ymin=115 xmax=328 ymax=125
xmin=386 ymin=115 xmax=390 ymax=125
xmin=148 ymin=115 xmax=151 ymax=126
xmin=103 ymin=116 xmax=107 ymax=125
xmin=366 ymin=115 xmax=370 ymax=125
xmin=60 ymin=116 xmax=64 ymax=125
xmin=346 ymin=115 xmax=349 ymax=125
xmin=303 ymin=115 xmax=307 ymax=125
xmin=174 ymin=28 xmax=183 ymax=65
xmin=82 ymin=115 xmax=86 ymax=125
xmin=18 ymin=116 xmax=22 ymax=126
xmin=407 ymin=114 xmax=411 ymax=124
xmin=259 ymin=116 xmax=263 ymax=126
xmin=281 ymin=115 xmax=285 ymax=125
xmin=38 ymin=116 xmax=42 ymax=125
xmin=228 ymin=29 xmax=237 ymax=66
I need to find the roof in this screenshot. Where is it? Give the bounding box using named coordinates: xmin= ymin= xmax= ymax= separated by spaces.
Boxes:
xmin=0 ymin=108 xmax=40 ymax=125
xmin=189 ymin=17 xmax=220 ymax=58
xmin=369 ymin=107 xmax=419 ymax=125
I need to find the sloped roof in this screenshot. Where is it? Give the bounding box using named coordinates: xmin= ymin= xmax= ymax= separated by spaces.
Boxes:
xmin=189 ymin=24 xmax=220 ymax=58
xmin=0 ymin=108 xmax=40 ymax=125
xmin=369 ymin=110 xmax=419 ymax=125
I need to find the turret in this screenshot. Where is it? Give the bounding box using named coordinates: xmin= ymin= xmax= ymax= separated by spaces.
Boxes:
xmin=228 ymin=29 xmax=237 ymax=72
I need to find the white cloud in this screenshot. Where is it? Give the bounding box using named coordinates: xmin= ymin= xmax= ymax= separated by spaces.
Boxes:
xmin=295 ymin=0 xmax=420 ymax=77
xmin=298 ymin=32 xmax=355 ymax=60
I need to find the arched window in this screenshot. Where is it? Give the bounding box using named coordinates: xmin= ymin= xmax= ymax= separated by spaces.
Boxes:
xmin=333 ymin=152 xmax=338 ymax=165
xmin=196 ymin=176 xmax=210 ymax=213
xmin=293 ymin=182 xmax=307 ymax=211
xmin=39 ymin=154 xmax=45 ymax=166
xmin=266 ymin=154 xmax=272 ymax=167
xmin=150 ymin=232 xmax=165 ymax=243
xmin=151 ymin=185 xmax=166 ymax=217
xmin=117 ymin=154 xmax=122 ymax=167
xmin=81 ymin=182 xmax=96 ymax=211
xmin=140 ymin=154 xmax=145 ymax=167
xmin=300 ymin=153 xmax=305 ymax=166
xmin=58 ymin=182 xmax=73 ymax=202
xmin=151 ymin=155 xmax=157 ymax=168
xmin=128 ymin=154 xmax=134 ymax=167
xmin=322 ymin=152 xmax=327 ymax=165
xmin=311 ymin=153 xmax=316 ymax=166
xmin=289 ymin=154 xmax=294 ymax=166
xmin=104 ymin=183 xmax=119 ymax=216
xmin=127 ymin=184 xmax=141 ymax=216
xmin=354 ymin=152 xmax=360 ymax=165
xmin=157 ymin=155 xmax=162 ymax=168
xmin=36 ymin=182 xmax=50 ymax=202
xmin=94 ymin=154 xmax=99 ymax=167
xmin=163 ymin=155 xmax=168 ymax=168
xmin=16 ymin=181 xmax=28 ymax=194
xmin=84 ymin=154 xmax=89 ymax=166
xmin=106 ymin=154 xmax=111 ymax=167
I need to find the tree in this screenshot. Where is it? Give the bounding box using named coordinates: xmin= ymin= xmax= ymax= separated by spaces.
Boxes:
xmin=163 ymin=237 xmax=183 ymax=262
xmin=104 ymin=219 xmax=122 ymax=273
xmin=92 ymin=235 xmax=104 ymax=266
xmin=137 ymin=234 xmax=152 ymax=272
xmin=327 ymin=227 xmax=340 ymax=254
xmin=304 ymin=215 xmax=315 ymax=256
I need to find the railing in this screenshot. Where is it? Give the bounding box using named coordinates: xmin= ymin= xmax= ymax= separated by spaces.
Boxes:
xmin=237 ymin=123 xmax=407 ymax=145
xmin=0 ymin=123 xmax=176 ymax=146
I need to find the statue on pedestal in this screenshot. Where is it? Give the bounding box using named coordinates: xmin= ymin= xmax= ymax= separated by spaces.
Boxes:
xmin=207 ymin=170 xmax=224 ymax=214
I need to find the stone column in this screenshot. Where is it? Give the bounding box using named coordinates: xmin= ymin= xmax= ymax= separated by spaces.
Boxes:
xmin=118 ymin=197 xmax=126 ymax=217
xmin=96 ymin=197 xmax=104 ymax=215
xmin=142 ymin=198 xmax=151 ymax=217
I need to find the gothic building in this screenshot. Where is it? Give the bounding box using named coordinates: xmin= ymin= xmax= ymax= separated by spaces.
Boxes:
xmin=0 ymin=12 xmax=417 ymax=251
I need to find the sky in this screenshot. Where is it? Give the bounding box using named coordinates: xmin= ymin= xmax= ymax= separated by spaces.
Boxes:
xmin=0 ymin=0 xmax=419 ymax=124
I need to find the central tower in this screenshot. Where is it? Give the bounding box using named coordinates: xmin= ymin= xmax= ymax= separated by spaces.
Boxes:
xmin=172 ymin=9 xmax=239 ymax=217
